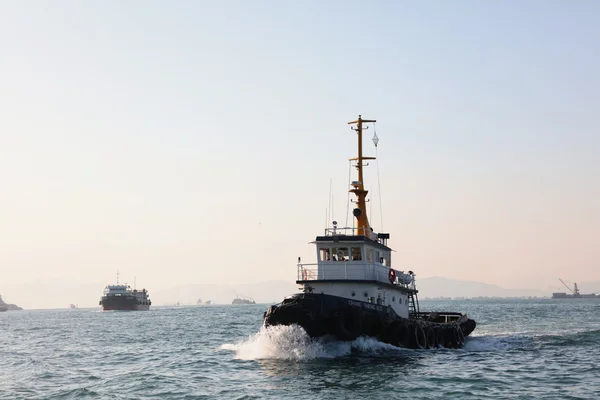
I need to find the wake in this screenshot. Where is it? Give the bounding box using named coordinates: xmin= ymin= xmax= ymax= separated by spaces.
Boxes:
xmin=219 ymin=325 xmax=399 ymax=360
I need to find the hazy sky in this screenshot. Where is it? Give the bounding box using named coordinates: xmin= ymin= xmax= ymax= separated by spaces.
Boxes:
xmin=1 ymin=1 xmax=599 ymax=308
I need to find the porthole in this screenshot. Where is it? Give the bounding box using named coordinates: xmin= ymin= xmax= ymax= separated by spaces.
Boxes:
xmin=351 ymin=291 xmax=356 ymax=297
xmin=364 ymin=292 xmax=368 ymax=298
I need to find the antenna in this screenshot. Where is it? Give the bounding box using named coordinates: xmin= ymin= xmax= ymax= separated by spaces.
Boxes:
xmin=327 ymin=178 xmax=332 ymax=228
xmin=134 ymin=276 xmax=136 ymax=290
xmin=345 ymin=160 xmax=351 ymax=229
xmin=373 ymin=122 xmax=383 ymax=231
xmin=116 ymin=270 xmax=120 ymax=285
xmin=331 ymin=193 xmax=334 ymax=224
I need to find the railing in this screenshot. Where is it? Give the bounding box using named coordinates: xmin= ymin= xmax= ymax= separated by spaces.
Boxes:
xmin=323 ymin=226 xmax=379 ymax=241
xmin=297 ymin=263 xmax=416 ymax=289
xmin=412 ymin=311 xmax=465 ymax=323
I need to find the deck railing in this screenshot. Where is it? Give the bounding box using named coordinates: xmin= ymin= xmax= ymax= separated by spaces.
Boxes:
xmin=297 ymin=262 xmax=415 ymax=289
xmin=323 ymin=226 xmax=379 ymax=241
xmin=412 ymin=311 xmax=465 ymax=323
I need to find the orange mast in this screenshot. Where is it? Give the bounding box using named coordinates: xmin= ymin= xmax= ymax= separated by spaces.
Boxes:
xmin=348 ymin=115 xmax=376 ymax=237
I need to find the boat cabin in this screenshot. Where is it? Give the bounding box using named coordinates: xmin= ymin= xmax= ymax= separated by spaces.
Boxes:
xmin=299 ymin=228 xmax=412 ymax=286
xmin=104 ymin=285 xmax=131 ymax=296
xmin=296 ymin=227 xmax=417 ymax=318
xmin=316 ymin=232 xmax=391 ymax=265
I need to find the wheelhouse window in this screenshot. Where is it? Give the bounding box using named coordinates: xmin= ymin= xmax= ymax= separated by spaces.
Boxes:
xmin=366 ymin=248 xmax=373 ymax=263
xmin=351 ymin=247 xmax=362 ymax=261
xmin=332 ymin=247 xmax=349 ymax=261
xmin=380 ymin=252 xmax=390 ymax=266
xmin=319 ymin=248 xmax=331 ymax=261
xmin=383 ymin=252 xmax=390 ymax=266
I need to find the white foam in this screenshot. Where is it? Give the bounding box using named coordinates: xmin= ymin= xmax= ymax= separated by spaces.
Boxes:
xmin=219 ymin=325 xmax=402 ymax=360
xmin=462 ymin=334 xmax=531 ymax=352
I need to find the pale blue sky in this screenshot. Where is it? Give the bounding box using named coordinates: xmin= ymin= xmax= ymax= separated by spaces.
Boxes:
xmin=1 ymin=1 xmax=598 ymax=308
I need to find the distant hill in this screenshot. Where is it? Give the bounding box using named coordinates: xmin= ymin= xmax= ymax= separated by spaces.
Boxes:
xmin=584 ymin=281 xmax=600 ymax=293
xmin=0 ymin=294 xmax=22 ymax=310
xmin=417 ymin=277 xmax=547 ymax=298
xmin=154 ymin=277 xmax=551 ymax=305
xmin=152 ymin=280 xmax=300 ymax=305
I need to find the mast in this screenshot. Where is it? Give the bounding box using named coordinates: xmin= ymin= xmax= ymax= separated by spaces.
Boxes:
xmin=348 ymin=115 xmax=376 ymax=237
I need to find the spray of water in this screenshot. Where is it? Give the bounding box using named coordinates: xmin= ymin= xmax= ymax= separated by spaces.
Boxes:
xmin=221 ymin=325 xmax=406 ymax=360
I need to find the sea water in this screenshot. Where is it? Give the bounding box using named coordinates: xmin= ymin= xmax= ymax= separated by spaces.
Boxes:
xmin=1 ymin=299 xmax=599 ymax=399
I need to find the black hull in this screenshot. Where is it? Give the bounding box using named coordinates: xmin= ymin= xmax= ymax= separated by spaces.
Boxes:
xmin=100 ymin=296 xmax=151 ymax=311
xmin=264 ymin=293 xmax=476 ymax=349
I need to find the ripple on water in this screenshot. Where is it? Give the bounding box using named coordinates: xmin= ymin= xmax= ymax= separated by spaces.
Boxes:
xmin=1 ymin=302 xmax=600 ymax=399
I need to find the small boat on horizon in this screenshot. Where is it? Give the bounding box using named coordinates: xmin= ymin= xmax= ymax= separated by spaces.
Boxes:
xmin=264 ymin=115 xmax=476 ymax=349
xmin=232 ymin=296 xmax=255 ymax=305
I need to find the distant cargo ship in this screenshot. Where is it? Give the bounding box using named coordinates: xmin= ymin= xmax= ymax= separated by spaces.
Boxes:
xmin=232 ymin=296 xmax=255 ymax=305
xmin=552 ymin=279 xmax=597 ymax=299
xmin=99 ymin=272 xmax=151 ymax=311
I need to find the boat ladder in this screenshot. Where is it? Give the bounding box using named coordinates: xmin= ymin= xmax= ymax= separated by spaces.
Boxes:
xmin=408 ymin=292 xmax=420 ymax=319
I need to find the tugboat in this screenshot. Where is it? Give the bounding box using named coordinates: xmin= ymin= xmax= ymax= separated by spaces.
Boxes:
xmin=264 ymin=115 xmax=476 ymax=349
xmin=99 ymin=272 xmax=151 ymax=311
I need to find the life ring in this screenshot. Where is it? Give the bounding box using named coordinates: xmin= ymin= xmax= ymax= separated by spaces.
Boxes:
xmin=389 ymin=321 xmax=410 ymax=348
xmin=407 ymin=324 xmax=426 ymax=349
xmin=302 ymin=270 xmax=309 ymax=280
xmin=388 ymin=269 xmax=397 ymax=284
xmin=425 ymin=326 xmax=436 ymax=349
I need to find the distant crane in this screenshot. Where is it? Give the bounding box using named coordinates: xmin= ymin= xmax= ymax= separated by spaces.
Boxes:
xmin=559 ymin=278 xmax=580 ymax=296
